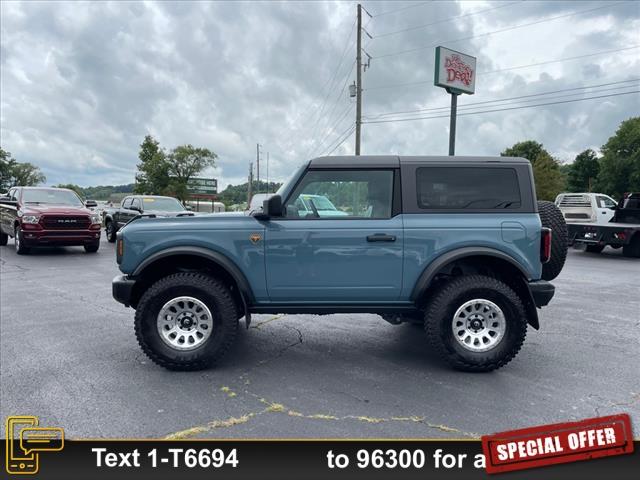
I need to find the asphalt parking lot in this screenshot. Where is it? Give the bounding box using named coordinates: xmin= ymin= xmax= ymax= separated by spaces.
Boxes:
xmin=1 ymin=236 xmax=639 ymax=439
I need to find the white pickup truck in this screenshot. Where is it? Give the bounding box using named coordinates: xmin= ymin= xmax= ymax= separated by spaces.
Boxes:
xmin=555 ymin=193 xmax=617 ymax=224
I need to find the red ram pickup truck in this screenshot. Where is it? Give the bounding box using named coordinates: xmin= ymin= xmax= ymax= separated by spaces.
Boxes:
xmin=0 ymin=186 xmax=102 ymax=254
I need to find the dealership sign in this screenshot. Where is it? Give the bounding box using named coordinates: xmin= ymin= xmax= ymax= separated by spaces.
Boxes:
xmin=187 ymin=177 xmax=217 ymax=195
xmin=434 ymin=46 xmax=476 ymax=95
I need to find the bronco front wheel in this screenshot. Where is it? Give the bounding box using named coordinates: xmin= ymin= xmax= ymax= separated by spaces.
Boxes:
xmin=134 ymin=272 xmax=238 ymax=370
xmin=424 ymin=275 xmax=527 ymax=372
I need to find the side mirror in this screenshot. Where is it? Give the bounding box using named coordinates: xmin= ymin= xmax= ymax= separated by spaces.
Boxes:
xmin=185 ymin=205 xmax=194 ymax=211
xmin=254 ymin=195 xmax=282 ymax=220
xmin=85 ymin=200 xmax=98 ymax=208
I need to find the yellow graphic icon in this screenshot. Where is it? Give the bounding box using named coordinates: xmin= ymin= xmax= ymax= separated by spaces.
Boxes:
xmin=6 ymin=416 xmax=64 ymax=475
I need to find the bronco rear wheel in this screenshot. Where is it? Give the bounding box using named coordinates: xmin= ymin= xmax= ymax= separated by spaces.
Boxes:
xmin=424 ymin=275 xmax=527 ymax=372
xmin=134 ymin=272 xmax=238 ymax=370
xmin=537 ymin=200 xmax=567 ymax=280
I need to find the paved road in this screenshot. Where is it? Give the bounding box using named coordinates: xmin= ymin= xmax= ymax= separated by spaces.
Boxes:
xmin=1 ymin=237 xmax=639 ymax=439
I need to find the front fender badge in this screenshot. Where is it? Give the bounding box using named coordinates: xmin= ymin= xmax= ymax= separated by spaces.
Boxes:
xmin=250 ymin=233 xmax=262 ymax=244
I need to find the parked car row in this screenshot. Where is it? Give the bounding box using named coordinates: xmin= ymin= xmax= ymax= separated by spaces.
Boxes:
xmin=0 ymin=188 xmax=198 ymax=254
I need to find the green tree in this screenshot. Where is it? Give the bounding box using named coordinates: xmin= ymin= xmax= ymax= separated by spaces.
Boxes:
xmin=501 ymin=140 xmax=565 ymax=201
xmin=501 ymin=140 xmax=546 ymax=163
xmin=134 ymin=135 xmax=169 ymax=195
xmin=595 ymin=117 xmax=640 ymax=199
xmin=0 ymin=148 xmax=18 ymax=191
xmin=0 ymin=148 xmax=46 ymax=188
xmin=166 ymin=145 xmax=217 ymax=201
xmin=532 ymin=152 xmax=566 ymax=201
xmin=567 ymin=149 xmax=599 ymax=192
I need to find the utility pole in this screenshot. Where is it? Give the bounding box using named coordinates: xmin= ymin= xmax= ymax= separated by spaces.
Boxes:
xmin=355 ymin=3 xmax=362 ymax=155
xmin=266 ymin=152 xmax=270 ymax=193
xmin=256 ymin=143 xmax=261 ymax=194
xmin=247 ymin=162 xmax=253 ymax=206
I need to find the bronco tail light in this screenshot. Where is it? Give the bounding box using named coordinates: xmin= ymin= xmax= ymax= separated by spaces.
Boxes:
xmin=117 ymin=238 xmax=124 ymax=263
xmin=541 ymin=228 xmax=552 ymax=263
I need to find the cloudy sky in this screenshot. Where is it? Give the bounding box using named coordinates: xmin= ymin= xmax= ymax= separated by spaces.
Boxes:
xmin=1 ymin=0 xmax=639 ymax=190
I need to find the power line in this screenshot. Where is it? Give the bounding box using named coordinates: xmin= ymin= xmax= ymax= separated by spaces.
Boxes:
xmin=305 ymin=60 xmax=356 ymax=158
xmin=323 ymin=124 xmax=356 ymax=156
xmin=364 ymin=79 xmax=640 ymax=119
xmin=310 ymin=103 xmax=356 ymax=158
xmin=362 ymin=90 xmax=639 ymax=124
xmin=372 ymin=1 xmax=432 ymax=18
xmin=364 ymin=85 xmax=638 ymax=120
xmin=365 ymin=45 xmax=640 ymax=91
xmin=374 ymin=1 xmax=522 ymax=39
xmin=373 ymin=2 xmax=627 ymax=59
xmin=302 ymin=20 xmax=357 ymax=151
xmin=481 ymin=45 xmax=640 ymax=75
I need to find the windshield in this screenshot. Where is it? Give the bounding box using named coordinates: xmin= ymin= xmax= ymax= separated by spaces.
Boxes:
xmin=142 ymin=197 xmax=185 ymax=212
xmin=22 ymin=189 xmax=83 ymax=206
xmin=276 ymin=163 xmax=307 ymax=198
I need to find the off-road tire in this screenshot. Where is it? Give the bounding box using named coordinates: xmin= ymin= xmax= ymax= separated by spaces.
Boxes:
xmin=585 ymin=244 xmax=605 ymax=254
xmin=537 ymin=200 xmax=567 ymax=280
xmin=622 ymin=234 xmax=640 ymax=258
xmin=135 ymin=272 xmax=238 ymax=370
xmin=105 ymin=220 xmax=117 ymax=243
xmin=424 ymin=275 xmax=527 ymax=372
xmin=0 ymin=232 xmax=7 ymax=246
xmin=14 ymin=226 xmax=30 ymax=255
xmin=84 ymin=242 xmax=100 ymax=253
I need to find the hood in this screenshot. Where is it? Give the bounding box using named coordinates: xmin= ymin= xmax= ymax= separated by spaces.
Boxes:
xmin=21 ymin=204 xmax=92 ymax=215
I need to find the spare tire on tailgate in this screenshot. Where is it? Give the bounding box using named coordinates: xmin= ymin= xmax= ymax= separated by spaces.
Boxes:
xmin=537 ymin=200 xmax=567 ymax=280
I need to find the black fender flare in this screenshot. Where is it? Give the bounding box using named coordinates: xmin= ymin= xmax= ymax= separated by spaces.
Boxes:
xmin=410 ymin=247 xmax=539 ymax=329
xmin=132 ymin=246 xmax=256 ymax=306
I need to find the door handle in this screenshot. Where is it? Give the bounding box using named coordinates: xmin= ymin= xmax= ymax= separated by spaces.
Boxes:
xmin=367 ymin=233 xmax=396 ymax=242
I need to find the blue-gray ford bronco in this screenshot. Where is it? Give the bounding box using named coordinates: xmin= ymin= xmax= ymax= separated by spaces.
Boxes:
xmin=112 ymin=156 xmax=567 ymax=372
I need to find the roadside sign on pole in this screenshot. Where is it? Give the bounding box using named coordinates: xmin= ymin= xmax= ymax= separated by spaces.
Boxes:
xmin=186 ymin=177 xmax=217 ymax=195
xmin=434 ymin=46 xmax=476 ymax=95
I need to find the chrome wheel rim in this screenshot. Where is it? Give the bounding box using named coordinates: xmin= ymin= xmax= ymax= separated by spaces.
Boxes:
xmin=157 ymin=296 xmax=213 ymax=351
xmin=452 ymin=299 xmax=506 ymax=352
xmin=15 ymin=229 xmax=20 ymax=251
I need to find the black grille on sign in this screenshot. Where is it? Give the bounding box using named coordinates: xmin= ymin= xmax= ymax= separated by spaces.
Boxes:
xmin=41 ymin=216 xmax=91 ymax=229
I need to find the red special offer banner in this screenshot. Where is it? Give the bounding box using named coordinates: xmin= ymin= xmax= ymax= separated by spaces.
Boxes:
xmin=481 ymin=413 xmax=634 ymax=474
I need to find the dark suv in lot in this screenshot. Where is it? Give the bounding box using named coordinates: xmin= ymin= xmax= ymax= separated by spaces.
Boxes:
xmin=0 ymin=187 xmax=102 ymax=254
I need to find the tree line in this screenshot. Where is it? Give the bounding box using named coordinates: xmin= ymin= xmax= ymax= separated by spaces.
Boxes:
xmin=502 ymin=117 xmax=639 ymax=201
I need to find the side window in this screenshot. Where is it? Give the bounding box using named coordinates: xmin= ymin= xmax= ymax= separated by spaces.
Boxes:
xmin=8 ymin=188 xmax=17 ymax=201
xmin=596 ymin=196 xmax=616 ymax=209
xmin=122 ymin=197 xmax=133 ymax=209
xmin=284 ymin=170 xmax=395 ymax=219
xmin=416 ymin=167 xmax=521 ymax=210
xmin=131 ymin=198 xmax=142 ymax=211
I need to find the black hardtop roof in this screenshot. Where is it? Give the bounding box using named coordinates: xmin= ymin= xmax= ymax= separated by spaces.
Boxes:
xmin=310 ymin=155 xmax=530 ymax=168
